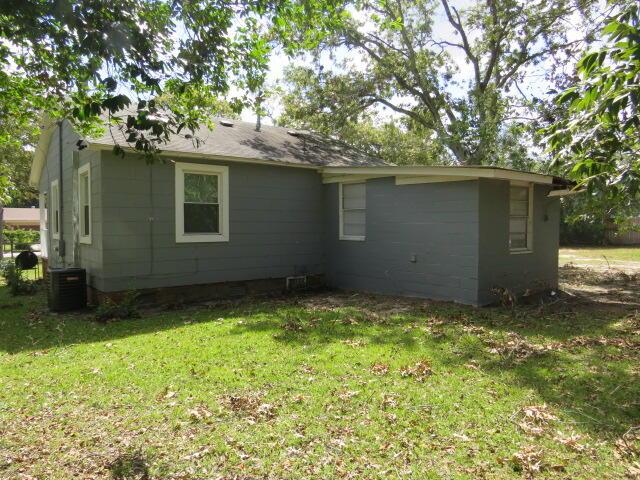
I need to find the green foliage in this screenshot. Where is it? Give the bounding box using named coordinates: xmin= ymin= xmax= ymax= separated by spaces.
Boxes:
xmin=95 ymin=291 xmax=140 ymax=322
xmin=0 ymin=0 xmax=296 ymax=160
xmin=543 ymin=0 xmax=640 ymax=203
xmin=279 ymin=0 xmax=601 ymax=166
xmin=2 ymin=229 xmax=40 ymax=248
xmin=1 ymin=283 xmax=640 ymax=478
xmin=0 ymin=260 xmax=36 ymax=296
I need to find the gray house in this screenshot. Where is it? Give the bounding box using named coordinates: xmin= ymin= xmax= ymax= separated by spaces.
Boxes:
xmin=30 ymin=118 xmax=573 ymax=306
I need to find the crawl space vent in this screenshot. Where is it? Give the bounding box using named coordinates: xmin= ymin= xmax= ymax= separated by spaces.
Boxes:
xmin=286 ymin=275 xmax=308 ymax=291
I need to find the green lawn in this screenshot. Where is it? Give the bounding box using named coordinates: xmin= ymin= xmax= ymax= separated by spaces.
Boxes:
xmin=1 ymin=276 xmax=639 ymax=479
xmin=560 ymin=246 xmax=640 ymax=270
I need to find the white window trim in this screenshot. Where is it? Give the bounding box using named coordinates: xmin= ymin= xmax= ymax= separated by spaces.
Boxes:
xmin=509 ymin=182 xmax=534 ymax=254
xmin=175 ymin=162 xmax=229 ymax=243
xmin=78 ymin=163 xmax=92 ymax=245
xmin=51 ymin=179 xmax=60 ymax=240
xmin=339 ymin=182 xmax=366 ymax=241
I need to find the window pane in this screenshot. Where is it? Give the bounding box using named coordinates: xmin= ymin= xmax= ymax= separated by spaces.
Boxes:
xmin=343 ymin=209 xmax=365 ymax=237
xmin=342 ymin=183 xmax=366 ymax=209
xmin=510 ymin=200 xmax=528 ymax=216
xmin=184 ymin=203 xmax=219 ymax=233
xmin=509 ymin=217 xmax=527 ymax=235
xmin=83 ymin=205 xmax=90 ymax=235
xmin=185 ymin=173 xmax=218 ymax=203
xmin=510 ymin=186 xmax=528 ymax=201
xmin=510 ymin=233 xmax=527 ymax=249
xmin=81 ymin=173 xmax=89 ymax=204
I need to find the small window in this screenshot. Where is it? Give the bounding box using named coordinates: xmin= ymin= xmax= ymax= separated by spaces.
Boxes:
xmin=51 ymin=180 xmax=60 ymax=240
xmin=78 ymin=163 xmax=91 ymax=244
xmin=509 ymin=183 xmax=533 ymax=252
xmin=175 ymin=162 xmax=229 ymax=243
xmin=339 ymin=182 xmax=366 ymax=241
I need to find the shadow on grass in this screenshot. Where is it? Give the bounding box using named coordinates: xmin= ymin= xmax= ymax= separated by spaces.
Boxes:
xmin=1 ymin=283 xmax=637 ymax=438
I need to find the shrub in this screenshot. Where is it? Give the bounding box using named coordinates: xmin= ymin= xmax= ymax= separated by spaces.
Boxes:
xmin=95 ymin=291 xmax=140 ymax=321
xmin=2 ymin=229 xmax=40 ymax=249
xmin=0 ymin=260 xmax=37 ymax=295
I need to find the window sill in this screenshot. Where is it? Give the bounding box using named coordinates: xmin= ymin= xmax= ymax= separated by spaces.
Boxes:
xmin=79 ymin=236 xmax=92 ymax=245
xmin=176 ymin=233 xmax=229 ymax=243
xmin=340 ymin=235 xmax=365 ymax=241
xmin=510 ymin=249 xmax=533 ymax=255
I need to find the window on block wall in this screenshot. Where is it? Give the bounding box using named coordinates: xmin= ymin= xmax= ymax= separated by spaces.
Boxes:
xmin=78 ymin=163 xmax=91 ymax=244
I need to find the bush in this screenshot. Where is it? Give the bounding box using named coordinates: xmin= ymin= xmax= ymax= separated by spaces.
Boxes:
xmin=2 ymin=229 xmax=40 ymax=248
xmin=0 ymin=260 xmax=37 ymax=295
xmin=95 ymin=291 xmax=140 ymax=321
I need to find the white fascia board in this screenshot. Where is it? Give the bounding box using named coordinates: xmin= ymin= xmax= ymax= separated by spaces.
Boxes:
xmin=29 ymin=117 xmax=57 ymax=187
xmin=395 ymin=175 xmax=478 ymax=185
xmin=547 ymin=188 xmax=583 ymax=197
xmin=322 ymin=174 xmax=388 ymax=184
xmin=321 ymin=166 xmax=555 ymax=185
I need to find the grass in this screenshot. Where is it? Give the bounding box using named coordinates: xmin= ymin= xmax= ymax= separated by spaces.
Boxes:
xmin=1 ymin=270 xmax=639 ymax=478
xmin=560 ymin=246 xmax=640 ymax=269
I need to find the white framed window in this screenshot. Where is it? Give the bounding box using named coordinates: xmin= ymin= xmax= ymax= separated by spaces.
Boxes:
xmin=175 ymin=162 xmax=229 ymax=243
xmin=509 ymin=182 xmax=533 ymax=253
xmin=78 ymin=163 xmax=92 ymax=244
xmin=51 ymin=179 xmax=60 ymax=240
xmin=339 ymin=182 xmax=366 ymax=241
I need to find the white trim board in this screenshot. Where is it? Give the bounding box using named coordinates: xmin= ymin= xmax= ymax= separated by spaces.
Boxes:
xmin=322 ymin=166 xmax=555 ymax=185
xmin=175 ymin=162 xmax=230 ymax=243
xmin=395 ymin=175 xmax=478 ymax=185
xmin=548 ymin=188 xmax=582 ymax=197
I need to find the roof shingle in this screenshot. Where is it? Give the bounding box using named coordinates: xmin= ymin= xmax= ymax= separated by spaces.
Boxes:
xmin=89 ymin=118 xmax=387 ymax=168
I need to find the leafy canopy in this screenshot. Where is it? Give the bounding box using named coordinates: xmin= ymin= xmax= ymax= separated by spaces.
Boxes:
xmin=543 ymin=0 xmax=640 ymax=207
xmin=279 ymin=0 xmax=600 ymax=166
xmin=0 ymin=0 xmax=327 ymax=159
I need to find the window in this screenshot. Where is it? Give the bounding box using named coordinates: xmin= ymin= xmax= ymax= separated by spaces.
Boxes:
xmin=175 ymin=162 xmax=229 ymax=243
xmin=509 ymin=183 xmax=533 ymax=252
xmin=78 ymin=163 xmax=91 ymax=244
xmin=51 ymin=179 xmax=60 ymax=240
xmin=339 ymin=182 xmax=366 ymax=241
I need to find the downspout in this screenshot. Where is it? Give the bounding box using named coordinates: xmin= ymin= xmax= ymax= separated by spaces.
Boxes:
xmin=57 ymin=120 xmax=65 ymax=263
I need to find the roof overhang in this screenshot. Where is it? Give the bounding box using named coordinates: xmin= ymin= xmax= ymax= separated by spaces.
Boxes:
xmin=320 ymin=165 xmax=561 ymax=186
xmin=29 ymin=115 xmax=58 ymax=188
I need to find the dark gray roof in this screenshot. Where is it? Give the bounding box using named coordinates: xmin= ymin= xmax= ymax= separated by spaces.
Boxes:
xmin=89 ymin=118 xmax=387 ymax=168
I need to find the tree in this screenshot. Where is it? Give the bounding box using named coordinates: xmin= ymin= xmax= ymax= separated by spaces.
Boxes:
xmin=280 ymin=0 xmax=601 ymax=166
xmin=543 ymin=1 xmax=640 ymax=206
xmin=277 ymin=66 xmax=447 ymax=165
xmin=0 ymin=0 xmax=304 ymax=158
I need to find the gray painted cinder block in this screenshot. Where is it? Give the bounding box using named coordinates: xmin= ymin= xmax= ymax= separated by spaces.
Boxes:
xmin=324 ymin=177 xmax=481 ymax=305
xmin=37 ymin=123 xmax=560 ymax=305
xmin=477 ymin=179 xmax=560 ymax=305
xmin=97 ymin=152 xmax=326 ymax=291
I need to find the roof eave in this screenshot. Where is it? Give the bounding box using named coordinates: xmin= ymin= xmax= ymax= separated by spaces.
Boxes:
xmin=29 ymin=115 xmax=58 ymax=188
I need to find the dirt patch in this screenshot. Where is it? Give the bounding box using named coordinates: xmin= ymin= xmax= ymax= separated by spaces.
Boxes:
xmin=559 ymin=264 xmax=640 ymax=306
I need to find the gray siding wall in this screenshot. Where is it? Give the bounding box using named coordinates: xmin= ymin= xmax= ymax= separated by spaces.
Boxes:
xmin=98 ymin=152 xmax=325 ymax=291
xmin=38 ymin=122 xmax=103 ymax=288
xmin=325 ymin=178 xmax=480 ymax=304
xmin=477 ymin=179 xmax=560 ymax=305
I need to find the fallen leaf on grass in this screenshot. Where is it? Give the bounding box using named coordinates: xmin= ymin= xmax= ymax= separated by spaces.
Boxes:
xmin=511 ymin=446 xmax=545 ymax=478
xmin=188 ymin=405 xmax=213 ymax=421
xmin=221 ymin=393 xmax=276 ymax=421
xmin=516 ymin=404 xmax=557 ymax=437
xmin=370 ymin=363 xmax=389 ymax=375
xmin=554 ymin=431 xmax=594 ymax=455
xmin=399 ymin=360 xmax=433 ymax=381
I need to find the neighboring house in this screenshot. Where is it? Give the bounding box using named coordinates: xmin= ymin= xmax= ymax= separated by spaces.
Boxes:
xmin=29 ymin=118 xmax=574 ymax=306
xmin=1 ymin=208 xmax=40 ymax=230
